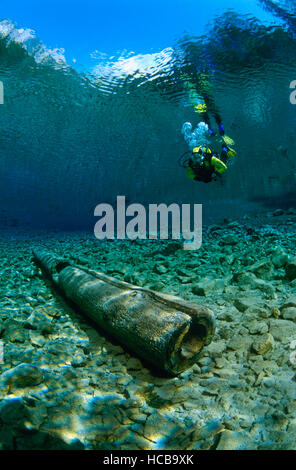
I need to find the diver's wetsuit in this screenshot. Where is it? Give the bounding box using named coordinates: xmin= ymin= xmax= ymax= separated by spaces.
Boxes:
xmin=193 ymin=165 xmax=214 ymax=183
xmin=188 ymin=155 xmax=216 ymax=183
xmin=200 ymin=90 xmax=223 ymax=135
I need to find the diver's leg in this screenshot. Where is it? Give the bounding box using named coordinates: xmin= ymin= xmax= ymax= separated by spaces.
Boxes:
xmin=203 ymin=88 xmax=236 ymax=147
xmin=201 ymin=111 xmax=215 ymax=136
xmin=201 ymin=89 xmax=225 ymax=135
xmin=213 ymin=112 xmax=225 ymax=136
xmin=184 ymin=70 xmax=224 ymax=136
xmin=220 ymin=147 xmax=228 ymax=163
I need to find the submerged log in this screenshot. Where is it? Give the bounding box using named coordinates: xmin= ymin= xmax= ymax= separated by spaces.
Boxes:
xmin=33 ymin=249 xmax=216 ymax=375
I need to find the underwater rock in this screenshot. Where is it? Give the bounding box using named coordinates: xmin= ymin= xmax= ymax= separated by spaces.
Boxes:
xmin=0 ymin=320 xmax=4 ymax=336
xmin=280 ymin=298 xmax=296 ymax=310
xmin=252 ymin=279 xmax=275 ymax=296
xmin=285 ymin=257 xmax=296 ymax=281
xmin=234 ymin=297 xmax=258 ymax=313
xmin=25 ymin=310 xmax=53 ymax=334
xmin=85 ymin=392 xmax=126 ymax=416
xmin=21 ymin=397 xmax=48 ymax=431
xmin=271 ymin=307 xmax=281 ymax=319
xmin=0 ymin=394 xmax=80 ymax=450
xmin=216 ymin=430 xmax=253 ymax=450
xmin=154 ymin=264 xmax=168 ymax=275
xmin=290 ymin=351 xmax=296 ymax=367
xmin=269 ymin=320 xmax=296 ymax=342
xmin=232 ymin=271 xmax=258 ymax=287
xmin=206 ymin=340 xmax=227 ymax=358
xmin=220 ymin=234 xmax=238 ymax=246
xmin=191 ymin=419 xmax=225 ymax=446
xmin=227 ymin=334 xmax=253 ymax=351
xmin=247 ymin=306 xmax=271 ymax=319
xmin=71 ymin=353 xmax=87 ymax=368
xmin=0 ymin=363 xmax=44 ymax=390
xmin=252 ymin=333 xmax=275 ymax=355
xmin=29 ymin=331 xmax=46 ymax=347
xmin=247 ymin=320 xmax=269 ymax=335
xmin=271 ymin=247 xmax=289 ymax=268
xmin=192 ymin=278 xmax=225 ymax=296
xmin=248 ymin=261 xmax=274 ymax=280
xmin=44 ymin=337 xmax=84 ymax=365
xmin=271 ymin=209 xmax=285 ymax=217
xmin=176 ymin=267 xmax=192 ymax=278
xmin=152 ymin=382 xmax=178 ymax=402
xmin=33 ymin=249 xmax=215 ymax=376
xmin=281 ymin=307 xmax=296 ymax=322
xmin=2 ymin=319 xmax=28 ymax=343
xmin=0 ymin=397 xmax=30 ymax=432
xmin=144 ymin=413 xmax=183 ymax=441
xmin=5 ymin=344 xmax=35 ymax=366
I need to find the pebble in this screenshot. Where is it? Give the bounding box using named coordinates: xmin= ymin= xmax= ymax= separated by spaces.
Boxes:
xmin=234 ymin=297 xmax=258 ymax=313
xmin=282 ymin=307 xmax=296 ymax=322
xmin=252 ymin=334 xmax=275 ymax=355
xmin=0 ymin=364 xmax=44 ymax=390
xmin=271 ymin=248 xmax=289 ymax=268
xmin=220 ymin=234 xmax=238 ymax=246
xmin=248 ymin=261 xmax=274 ymax=280
xmin=216 ymin=430 xmax=252 ymax=450
xmin=247 ymin=320 xmax=269 ymax=335
xmin=269 ymin=320 xmax=296 ymax=342
xmin=25 ymin=311 xmax=53 ymax=334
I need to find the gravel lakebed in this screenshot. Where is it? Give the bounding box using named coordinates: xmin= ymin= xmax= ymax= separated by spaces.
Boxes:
xmin=0 ymin=209 xmax=296 ymax=450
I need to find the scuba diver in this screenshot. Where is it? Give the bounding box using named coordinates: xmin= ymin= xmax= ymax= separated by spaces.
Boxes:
xmin=179 ymin=68 xmax=237 ymax=183
xmin=180 ymin=121 xmax=236 ymax=183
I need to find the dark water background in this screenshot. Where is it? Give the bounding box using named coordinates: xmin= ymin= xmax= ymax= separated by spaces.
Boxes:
xmin=1 ymin=0 xmax=296 ymax=230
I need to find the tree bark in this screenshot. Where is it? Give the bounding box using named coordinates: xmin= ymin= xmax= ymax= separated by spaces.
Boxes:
xmin=33 ymin=249 xmax=216 ymax=376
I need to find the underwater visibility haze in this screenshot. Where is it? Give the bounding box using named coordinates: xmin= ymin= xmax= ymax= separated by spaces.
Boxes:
xmin=0 ymin=0 xmax=296 ymax=452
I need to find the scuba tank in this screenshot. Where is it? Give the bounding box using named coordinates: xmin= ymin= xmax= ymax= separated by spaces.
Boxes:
xmin=179 ymin=122 xmax=212 ymax=170
xmin=193 ymin=147 xmax=227 ymax=175
xmin=180 ymin=121 xmax=229 ymax=179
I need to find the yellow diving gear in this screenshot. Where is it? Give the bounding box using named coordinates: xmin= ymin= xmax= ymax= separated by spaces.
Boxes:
xmin=222 ymin=135 xmax=235 ymax=147
xmin=194 ymin=103 xmax=207 ymax=113
xmin=186 ymin=166 xmax=195 ymax=180
xmin=211 ymin=156 xmax=227 ymax=174
xmin=226 ymin=147 xmax=237 ymax=158
xmin=193 ymin=146 xmax=212 ymax=155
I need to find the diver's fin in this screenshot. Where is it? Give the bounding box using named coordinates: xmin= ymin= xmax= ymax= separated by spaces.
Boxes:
xmin=194 ymin=103 xmax=207 ymax=113
xmin=222 ymin=135 xmax=235 ymax=147
xmin=226 ymin=147 xmax=237 ymax=158
xmin=211 ymin=156 xmax=227 ymax=175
